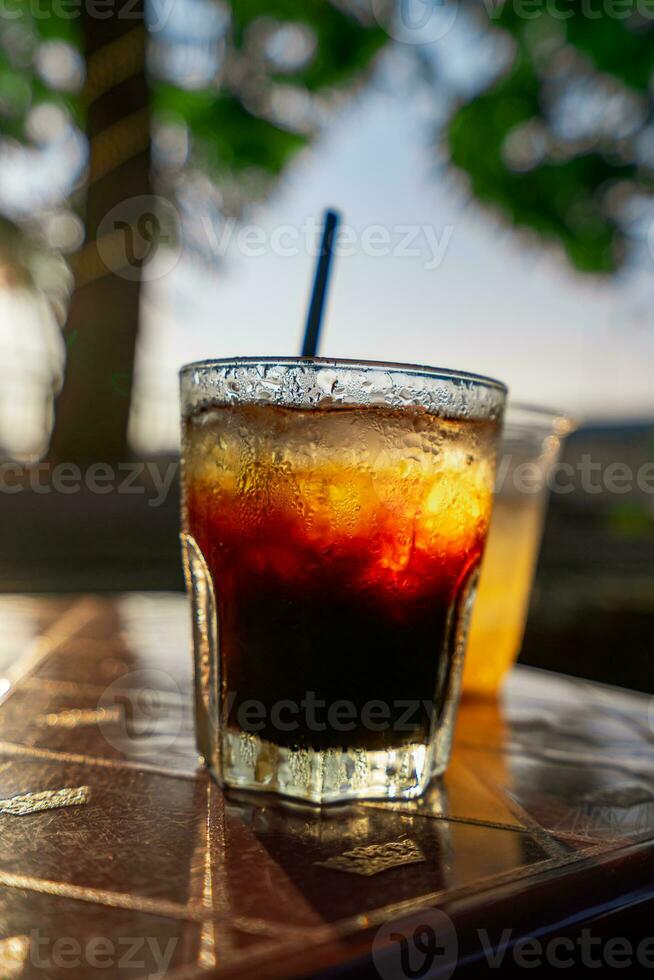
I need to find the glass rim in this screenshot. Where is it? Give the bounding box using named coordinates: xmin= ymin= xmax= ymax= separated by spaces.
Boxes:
xmin=179 ymin=355 xmax=507 ymax=394
xmin=507 ymin=401 xmax=578 ymax=436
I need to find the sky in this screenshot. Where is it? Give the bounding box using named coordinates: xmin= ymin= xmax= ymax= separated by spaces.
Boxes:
xmin=2 ymin=7 xmax=653 ymax=457
xmin=132 ymin=47 xmax=654 ymax=453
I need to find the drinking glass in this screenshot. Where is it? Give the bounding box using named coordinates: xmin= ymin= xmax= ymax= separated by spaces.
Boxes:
xmin=180 ymin=357 xmax=505 ymax=803
xmin=462 ymin=404 xmax=574 ymax=697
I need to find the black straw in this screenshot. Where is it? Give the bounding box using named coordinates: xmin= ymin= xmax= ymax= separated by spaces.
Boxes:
xmin=301 ymin=209 xmax=340 ymax=357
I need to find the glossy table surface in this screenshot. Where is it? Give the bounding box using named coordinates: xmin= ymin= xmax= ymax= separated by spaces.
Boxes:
xmin=0 ymin=594 xmax=652 ymax=979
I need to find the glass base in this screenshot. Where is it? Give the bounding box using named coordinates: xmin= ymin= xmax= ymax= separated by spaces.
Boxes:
xmin=217 ymin=729 xmax=442 ymax=804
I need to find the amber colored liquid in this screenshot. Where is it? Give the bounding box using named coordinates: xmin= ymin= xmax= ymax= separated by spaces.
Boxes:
xmin=183 ymin=403 xmax=497 ymax=751
xmin=462 ymin=494 xmax=545 ymax=696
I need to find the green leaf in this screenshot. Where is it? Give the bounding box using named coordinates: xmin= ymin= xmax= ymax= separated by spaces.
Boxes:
xmin=154 ymin=2 xmax=388 ymax=185
xmin=226 ymin=1 xmax=387 ymax=88
xmin=443 ymin=12 xmax=650 ymax=273
xmin=154 ymin=85 xmax=308 ymax=176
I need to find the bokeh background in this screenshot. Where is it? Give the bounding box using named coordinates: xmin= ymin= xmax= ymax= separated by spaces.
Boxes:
xmin=1 ymin=0 xmax=653 ymax=691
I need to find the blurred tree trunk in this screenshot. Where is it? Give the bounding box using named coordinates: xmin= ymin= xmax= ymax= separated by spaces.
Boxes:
xmin=49 ymin=4 xmax=151 ymax=462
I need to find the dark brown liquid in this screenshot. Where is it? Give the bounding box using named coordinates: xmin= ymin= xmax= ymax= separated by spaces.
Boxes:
xmin=183 ymin=404 xmax=496 ymax=752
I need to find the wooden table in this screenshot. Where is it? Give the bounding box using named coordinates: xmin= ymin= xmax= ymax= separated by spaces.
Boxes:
xmin=0 ymin=594 xmax=652 ymax=978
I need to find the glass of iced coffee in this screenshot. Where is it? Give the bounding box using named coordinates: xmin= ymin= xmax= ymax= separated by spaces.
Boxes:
xmin=180 ymin=357 xmax=505 ymax=803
